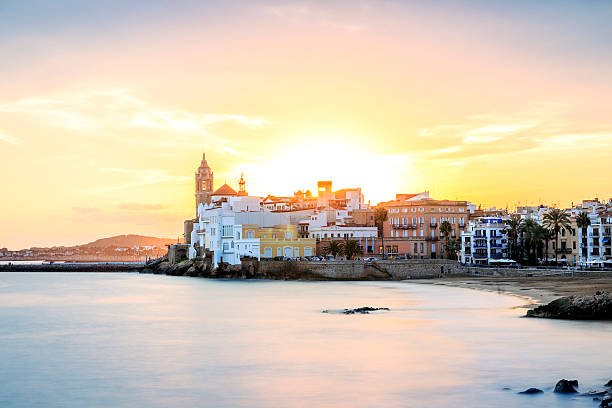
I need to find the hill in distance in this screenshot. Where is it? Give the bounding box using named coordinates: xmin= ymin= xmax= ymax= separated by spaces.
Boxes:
xmin=83 ymin=234 xmax=176 ymax=248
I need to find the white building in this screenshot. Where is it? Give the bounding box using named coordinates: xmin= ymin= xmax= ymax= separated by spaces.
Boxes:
xmin=461 ymin=217 xmax=511 ymax=265
xmin=189 ymin=185 xmax=290 ymax=266
xmin=309 ymin=225 xmax=378 ymax=253
xmin=578 ymin=208 xmax=612 ymax=268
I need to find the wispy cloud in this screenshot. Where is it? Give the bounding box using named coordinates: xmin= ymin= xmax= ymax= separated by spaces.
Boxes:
xmin=0 ymin=89 xmax=266 ymax=140
xmin=130 ymin=111 xmax=266 ymax=133
xmin=88 ymin=168 xmax=190 ymax=193
xmin=262 ymin=2 xmax=368 ymax=32
xmin=116 ymin=203 xmax=170 ymax=211
xmin=0 ymin=130 xmax=22 ymax=145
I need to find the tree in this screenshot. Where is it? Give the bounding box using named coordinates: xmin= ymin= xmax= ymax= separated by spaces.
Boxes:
xmin=542 ymin=208 xmax=572 ymax=266
xmin=504 ymin=218 xmax=523 ymax=261
xmin=576 ymin=211 xmax=591 ymax=265
xmin=444 ymin=238 xmax=461 ymax=260
xmin=342 ymin=240 xmax=362 ymax=260
xmin=326 ymin=240 xmax=344 ymax=258
xmin=375 ymin=207 xmax=389 ymax=257
xmin=520 ymin=219 xmax=541 ymax=265
xmin=541 ymin=227 xmax=555 ymax=265
xmin=439 ymin=220 xmax=453 ymax=258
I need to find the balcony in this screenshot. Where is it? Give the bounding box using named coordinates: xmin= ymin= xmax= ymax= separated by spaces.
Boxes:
xmin=425 ymin=236 xmax=439 ymax=241
xmin=556 ymin=248 xmax=572 ymax=254
xmin=490 ymin=243 xmax=503 ymax=248
xmin=430 ymin=222 xmax=438 ymax=227
xmin=473 ymin=244 xmax=487 ymax=248
xmin=394 ymin=224 xmax=417 ymax=229
xmin=490 ymin=253 xmax=504 ymax=259
xmin=474 ymin=235 xmax=487 ymax=239
xmin=473 ymin=253 xmax=488 ymax=259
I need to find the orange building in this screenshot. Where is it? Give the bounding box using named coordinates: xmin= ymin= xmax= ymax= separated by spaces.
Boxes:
xmin=377 ymin=192 xmax=468 ymax=259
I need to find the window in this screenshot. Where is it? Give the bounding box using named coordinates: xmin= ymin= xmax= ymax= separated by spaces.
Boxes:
xmin=286 ymin=232 xmax=293 ymax=239
xmin=420 ymin=243 xmax=424 ymax=252
xmin=413 ymin=243 xmax=418 ymax=253
xmin=223 ymin=242 xmax=229 ymax=251
xmin=420 ymin=229 xmax=424 ymax=237
xmin=264 ymin=247 xmax=272 ymax=258
xmin=277 ymin=247 xmax=282 ymax=256
xmin=304 ymin=247 xmax=312 ymax=256
xmin=294 ymin=247 xmax=300 ymax=257
xmin=432 ymin=244 xmax=436 ymax=252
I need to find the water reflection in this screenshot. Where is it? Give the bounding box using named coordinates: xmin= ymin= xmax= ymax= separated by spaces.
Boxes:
xmin=0 ymin=273 xmax=610 ymax=408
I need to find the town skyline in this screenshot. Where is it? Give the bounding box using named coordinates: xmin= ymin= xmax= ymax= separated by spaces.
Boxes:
xmin=1 ymin=1 xmax=611 ymax=249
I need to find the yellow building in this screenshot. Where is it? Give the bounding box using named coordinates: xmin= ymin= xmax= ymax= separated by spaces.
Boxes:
xmin=241 ymin=224 xmax=316 ymax=258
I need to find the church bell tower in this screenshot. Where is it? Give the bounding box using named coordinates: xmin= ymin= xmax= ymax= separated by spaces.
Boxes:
xmin=195 ymin=153 xmax=213 ymax=215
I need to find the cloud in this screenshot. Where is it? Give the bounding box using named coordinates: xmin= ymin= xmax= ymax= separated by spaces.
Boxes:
xmin=129 ymin=111 xmax=267 ymax=133
xmin=0 ymin=130 xmax=22 ymax=145
xmin=0 ymin=89 xmax=266 ymax=144
xmin=261 ymin=2 xmax=368 ymax=32
xmin=416 ymin=108 xmax=612 ymax=162
xmin=116 ymin=203 xmax=170 ymax=211
xmin=87 ymin=168 xmax=190 ymax=193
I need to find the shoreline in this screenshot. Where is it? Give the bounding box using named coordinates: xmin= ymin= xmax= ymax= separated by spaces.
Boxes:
xmin=410 ymin=276 xmax=612 ymax=308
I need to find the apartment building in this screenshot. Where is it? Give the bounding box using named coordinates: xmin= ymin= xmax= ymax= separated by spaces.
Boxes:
xmin=578 ymin=209 xmax=612 ymax=267
xmin=461 ymin=217 xmax=510 ymax=265
xmin=378 ymin=192 xmax=468 ymax=258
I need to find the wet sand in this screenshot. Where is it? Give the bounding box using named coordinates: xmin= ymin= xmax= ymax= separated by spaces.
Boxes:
xmin=411 ymin=276 xmax=612 ymax=307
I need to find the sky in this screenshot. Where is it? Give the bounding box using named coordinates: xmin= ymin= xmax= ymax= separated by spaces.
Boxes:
xmin=1 ymin=0 xmax=611 ymax=249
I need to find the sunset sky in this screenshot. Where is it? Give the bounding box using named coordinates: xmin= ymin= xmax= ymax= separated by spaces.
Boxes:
xmin=1 ymin=1 xmax=611 ymax=249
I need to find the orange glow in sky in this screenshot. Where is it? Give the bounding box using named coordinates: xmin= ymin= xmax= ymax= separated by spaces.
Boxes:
xmin=1 ymin=1 xmax=611 ymax=249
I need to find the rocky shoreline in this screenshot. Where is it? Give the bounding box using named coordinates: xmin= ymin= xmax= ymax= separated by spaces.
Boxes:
xmin=526 ymin=291 xmax=612 ymax=320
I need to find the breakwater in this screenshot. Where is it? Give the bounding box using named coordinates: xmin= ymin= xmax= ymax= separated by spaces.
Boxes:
xmin=0 ymin=263 xmax=144 ymax=272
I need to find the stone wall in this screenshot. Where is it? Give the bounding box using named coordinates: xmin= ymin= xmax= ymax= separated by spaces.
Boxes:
xmin=257 ymin=259 xmax=465 ymax=280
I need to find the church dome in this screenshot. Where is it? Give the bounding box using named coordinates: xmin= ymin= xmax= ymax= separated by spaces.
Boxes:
xmin=212 ymin=183 xmax=238 ymax=196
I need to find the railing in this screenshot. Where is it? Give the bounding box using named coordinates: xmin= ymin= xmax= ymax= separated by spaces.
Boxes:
xmin=490 ymin=253 xmax=504 ymax=259
xmin=556 ymin=248 xmax=572 ymax=254
xmin=394 ymin=224 xmax=417 ymax=229
xmin=472 ymin=253 xmax=488 ymax=259
xmin=425 ymin=236 xmax=439 ymax=241
xmin=430 ymin=222 xmax=438 ymax=227
xmin=473 ymin=244 xmax=487 ymax=248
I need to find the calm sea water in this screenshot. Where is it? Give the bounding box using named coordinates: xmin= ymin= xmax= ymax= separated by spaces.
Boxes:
xmin=0 ymin=273 xmax=610 ymax=408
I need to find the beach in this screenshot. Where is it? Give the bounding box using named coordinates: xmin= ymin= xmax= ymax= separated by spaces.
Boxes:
xmin=414 ymin=275 xmax=612 ymax=307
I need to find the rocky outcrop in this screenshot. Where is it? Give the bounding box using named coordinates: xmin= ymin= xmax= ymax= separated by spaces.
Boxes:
xmin=554 ymin=379 xmax=578 ymax=393
xmin=526 ymin=291 xmax=612 ymax=320
xmin=519 ymin=388 xmax=543 ymax=394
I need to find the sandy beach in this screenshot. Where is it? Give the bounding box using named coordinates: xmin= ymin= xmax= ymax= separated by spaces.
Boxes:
xmin=411 ymin=276 xmax=612 ymax=307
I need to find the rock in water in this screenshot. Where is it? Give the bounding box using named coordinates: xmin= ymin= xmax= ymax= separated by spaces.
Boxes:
xmin=554 ymin=379 xmax=578 ymax=393
xmin=526 ymin=291 xmax=612 ymax=319
xmin=342 ymin=307 xmax=390 ymax=315
xmin=519 ymin=388 xmax=543 ymax=394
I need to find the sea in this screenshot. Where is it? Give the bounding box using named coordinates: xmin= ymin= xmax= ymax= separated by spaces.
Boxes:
xmin=0 ymin=272 xmax=610 ymax=408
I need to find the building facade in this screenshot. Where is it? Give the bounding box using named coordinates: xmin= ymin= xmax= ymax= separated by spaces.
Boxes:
xmin=461 ymin=217 xmax=510 ymax=265
xmin=378 ymin=192 xmax=468 ymax=258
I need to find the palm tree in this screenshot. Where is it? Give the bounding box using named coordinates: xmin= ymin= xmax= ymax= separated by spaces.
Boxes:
xmin=541 ymin=227 xmax=555 ymax=265
xmin=326 ymin=240 xmax=344 ymax=259
xmin=375 ymin=207 xmax=388 ymax=257
xmin=520 ymin=219 xmax=540 ymax=264
xmin=342 ymin=240 xmax=362 ymax=260
xmin=504 ymin=218 xmax=523 ymax=261
xmin=542 ymin=208 xmax=572 ymax=266
xmin=439 ymin=221 xmax=452 ymax=258
xmin=445 ymin=238 xmax=461 ymax=260
xmin=576 ymin=211 xmax=591 ymax=265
